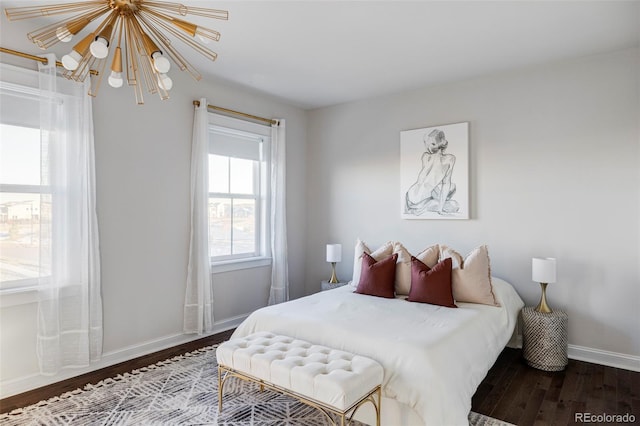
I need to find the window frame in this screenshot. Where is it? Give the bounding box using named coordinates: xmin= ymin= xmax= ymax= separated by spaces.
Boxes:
xmin=207 ymin=113 xmax=271 ymax=273
xmin=208 ymin=154 xmax=261 ymax=261
xmin=0 ymin=101 xmax=49 ymax=293
xmin=0 ymin=63 xmax=88 ymax=306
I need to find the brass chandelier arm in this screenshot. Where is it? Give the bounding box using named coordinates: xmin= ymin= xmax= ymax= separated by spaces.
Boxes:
xmin=139 ymin=6 xmax=220 ymax=42
xmin=142 ymin=1 xmax=229 ymax=20
xmin=139 ymin=9 xmax=218 ymax=61
xmin=122 ymin=17 xmax=145 ymax=103
xmin=4 ymin=2 xmax=106 ymax=21
xmin=126 ymin=15 xmax=167 ymax=102
xmin=136 ymin=13 xmax=204 ymax=81
xmin=26 ymin=7 xmax=110 ymax=49
xmin=0 ymin=46 xmax=99 ymax=75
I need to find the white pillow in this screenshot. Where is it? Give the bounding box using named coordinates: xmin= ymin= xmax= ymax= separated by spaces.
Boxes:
xmin=393 ymin=242 xmax=439 ymax=295
xmin=439 ymin=244 xmax=499 ymax=306
xmin=351 ymin=239 xmax=393 ymax=287
xmin=491 ymin=277 xmax=525 ymax=312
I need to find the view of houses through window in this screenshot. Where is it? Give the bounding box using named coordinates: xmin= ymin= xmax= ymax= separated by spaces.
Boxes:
xmin=0 ymin=123 xmax=50 ymax=288
xmin=207 ymin=121 xmax=269 ymax=262
xmin=208 ymin=155 xmax=258 ymax=258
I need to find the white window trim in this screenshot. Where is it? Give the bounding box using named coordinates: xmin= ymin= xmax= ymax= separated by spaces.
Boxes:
xmin=211 ymin=256 xmax=272 ymax=274
xmin=0 ymin=92 xmax=50 ymax=300
xmin=207 ymin=113 xmax=272 ymax=272
xmin=209 ymin=159 xmax=261 ymax=260
xmin=0 ymin=64 xmax=66 ymax=304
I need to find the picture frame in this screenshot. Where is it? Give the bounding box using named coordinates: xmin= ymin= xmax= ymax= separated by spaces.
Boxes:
xmin=400 ymin=122 xmax=469 ymax=220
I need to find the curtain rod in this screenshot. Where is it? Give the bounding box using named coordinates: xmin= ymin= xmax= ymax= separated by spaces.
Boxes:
xmin=0 ymin=46 xmax=99 ymax=75
xmin=193 ymin=100 xmax=277 ymax=126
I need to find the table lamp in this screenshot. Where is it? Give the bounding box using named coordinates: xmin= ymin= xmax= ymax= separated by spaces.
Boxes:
xmin=326 ymin=244 xmax=342 ymax=284
xmin=532 ymin=257 xmax=556 ymax=313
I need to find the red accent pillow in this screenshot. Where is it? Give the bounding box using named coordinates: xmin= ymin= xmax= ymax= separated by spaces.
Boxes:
xmin=408 ymin=257 xmax=457 ymax=308
xmin=355 ymin=252 xmax=398 ymax=298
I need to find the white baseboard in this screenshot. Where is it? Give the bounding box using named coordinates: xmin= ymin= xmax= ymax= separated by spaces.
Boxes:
xmin=568 ymin=344 xmax=640 ymax=372
xmin=0 ymin=314 xmax=248 ymax=400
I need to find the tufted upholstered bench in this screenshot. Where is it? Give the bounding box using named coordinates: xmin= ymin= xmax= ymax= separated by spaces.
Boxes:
xmin=216 ymin=331 xmax=383 ymax=426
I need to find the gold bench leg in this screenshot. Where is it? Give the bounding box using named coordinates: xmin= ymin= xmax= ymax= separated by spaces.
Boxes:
xmin=376 ymin=386 xmax=381 ymax=426
xmin=218 ymin=366 xmax=224 ymax=412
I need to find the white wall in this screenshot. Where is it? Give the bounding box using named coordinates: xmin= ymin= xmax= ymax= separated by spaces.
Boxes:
xmin=1 ymin=42 xmax=637 ymax=400
xmin=0 ymin=57 xmax=307 ymax=396
xmin=306 ymin=48 xmax=640 ymax=367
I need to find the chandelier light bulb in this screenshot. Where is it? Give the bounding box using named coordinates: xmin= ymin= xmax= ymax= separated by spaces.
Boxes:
xmin=61 ymin=32 xmax=94 ymax=71
xmin=108 ymin=71 xmax=123 ymax=88
xmin=56 ymin=26 xmax=73 ymax=42
xmin=61 ymin=50 xmax=82 ymax=70
xmin=157 ymin=73 xmax=173 ymax=91
xmin=90 ymin=36 xmax=109 ymax=59
xmin=108 ymin=46 xmax=123 ymax=88
xmin=151 ymin=52 xmax=171 ymax=73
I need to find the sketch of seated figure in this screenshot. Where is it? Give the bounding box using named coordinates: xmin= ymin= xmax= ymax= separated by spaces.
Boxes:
xmin=405 ymin=128 xmax=460 ymax=216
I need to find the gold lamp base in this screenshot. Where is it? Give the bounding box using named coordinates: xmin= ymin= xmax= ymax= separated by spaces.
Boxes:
xmin=328 ymin=262 xmax=339 ymax=284
xmin=535 ymin=282 xmax=553 ymax=313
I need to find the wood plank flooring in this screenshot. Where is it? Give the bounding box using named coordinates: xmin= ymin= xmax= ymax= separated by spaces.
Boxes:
xmin=472 ymin=346 xmax=640 ymax=425
xmin=2 ymin=328 xmax=639 ymax=426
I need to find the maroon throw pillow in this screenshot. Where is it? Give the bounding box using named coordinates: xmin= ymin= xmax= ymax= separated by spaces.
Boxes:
xmin=355 ymin=252 xmax=398 ymax=298
xmin=408 ymin=256 xmax=457 ymax=308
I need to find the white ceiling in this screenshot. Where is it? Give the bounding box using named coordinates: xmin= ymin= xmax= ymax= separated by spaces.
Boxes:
xmin=1 ymin=1 xmax=639 ymax=109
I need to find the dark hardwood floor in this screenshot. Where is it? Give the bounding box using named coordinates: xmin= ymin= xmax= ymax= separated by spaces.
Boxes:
xmin=472 ymin=346 xmax=640 ymax=425
xmin=2 ymin=329 xmax=638 ymax=426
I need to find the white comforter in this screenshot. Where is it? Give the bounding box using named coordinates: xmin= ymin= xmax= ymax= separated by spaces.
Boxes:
xmin=232 ymin=277 xmax=524 ymax=425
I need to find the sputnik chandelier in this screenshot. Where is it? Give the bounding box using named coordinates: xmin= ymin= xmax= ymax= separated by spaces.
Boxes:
xmin=4 ymin=0 xmax=228 ymax=104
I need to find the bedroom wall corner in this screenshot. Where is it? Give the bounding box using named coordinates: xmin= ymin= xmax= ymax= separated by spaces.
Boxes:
xmin=305 ymin=47 xmax=640 ymax=366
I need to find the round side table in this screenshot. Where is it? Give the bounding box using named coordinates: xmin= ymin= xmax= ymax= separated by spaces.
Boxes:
xmin=521 ymin=306 xmax=568 ymax=371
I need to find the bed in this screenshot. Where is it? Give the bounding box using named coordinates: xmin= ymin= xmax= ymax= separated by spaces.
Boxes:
xmin=232 ymin=276 xmax=524 ymax=425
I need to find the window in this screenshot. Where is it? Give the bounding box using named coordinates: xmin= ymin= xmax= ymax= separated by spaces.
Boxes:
xmin=208 ymin=114 xmax=271 ymax=266
xmin=0 ymin=94 xmax=49 ymax=290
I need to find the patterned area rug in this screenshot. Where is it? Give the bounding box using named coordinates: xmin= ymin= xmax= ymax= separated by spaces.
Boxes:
xmin=0 ymin=344 xmax=513 ymax=425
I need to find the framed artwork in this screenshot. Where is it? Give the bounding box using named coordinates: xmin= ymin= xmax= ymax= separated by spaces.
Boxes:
xmin=400 ymin=122 xmax=469 ymax=220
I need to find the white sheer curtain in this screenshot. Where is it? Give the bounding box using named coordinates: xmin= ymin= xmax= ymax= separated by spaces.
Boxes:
xmin=184 ymin=98 xmax=214 ymax=334
xmin=268 ymin=120 xmax=289 ymax=305
xmin=36 ymin=54 xmax=103 ymax=375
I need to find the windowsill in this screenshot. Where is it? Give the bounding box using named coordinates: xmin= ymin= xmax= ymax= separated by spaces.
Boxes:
xmin=0 ymin=285 xmax=39 ymax=307
xmin=211 ymin=256 xmax=272 ymax=274
xmin=1 ymin=282 xmax=82 ymax=308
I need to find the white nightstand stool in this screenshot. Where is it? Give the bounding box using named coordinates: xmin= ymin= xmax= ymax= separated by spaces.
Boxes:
xmin=521 ymin=306 xmax=568 ymax=371
xmin=321 ymin=280 xmax=349 ymax=291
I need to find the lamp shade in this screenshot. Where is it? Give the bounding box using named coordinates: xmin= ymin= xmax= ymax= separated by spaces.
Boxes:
xmin=326 ymin=244 xmax=342 ymax=263
xmin=532 ymin=257 xmax=556 ymax=283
